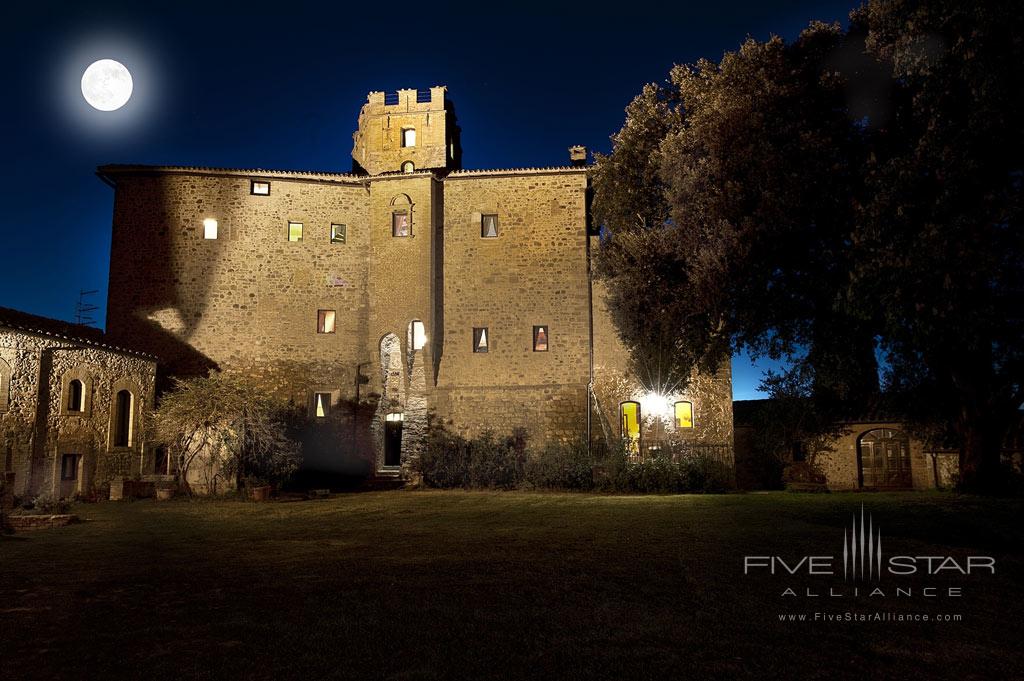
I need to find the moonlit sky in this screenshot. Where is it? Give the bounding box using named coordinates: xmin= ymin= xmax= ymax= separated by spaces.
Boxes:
xmin=0 ymin=0 xmax=855 ymax=400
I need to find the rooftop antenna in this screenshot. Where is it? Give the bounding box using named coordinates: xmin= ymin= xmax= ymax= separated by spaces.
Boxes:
xmin=74 ymin=289 xmax=99 ymax=327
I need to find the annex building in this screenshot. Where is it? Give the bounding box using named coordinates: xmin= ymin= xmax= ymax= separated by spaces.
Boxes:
xmin=98 ymin=87 xmax=734 ymax=478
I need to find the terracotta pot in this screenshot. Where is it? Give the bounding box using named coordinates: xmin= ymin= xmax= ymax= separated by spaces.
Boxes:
xmin=155 ymin=487 xmax=175 ymax=501
xmin=251 ymin=485 xmax=272 ymax=502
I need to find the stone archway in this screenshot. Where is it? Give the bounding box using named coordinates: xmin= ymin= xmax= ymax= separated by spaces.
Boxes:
xmin=373 ymin=333 xmax=405 ymax=471
xmin=858 ymin=428 xmax=913 ymax=488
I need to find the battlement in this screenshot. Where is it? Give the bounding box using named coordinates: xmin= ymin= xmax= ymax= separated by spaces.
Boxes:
xmin=352 ymin=86 xmax=460 ymax=176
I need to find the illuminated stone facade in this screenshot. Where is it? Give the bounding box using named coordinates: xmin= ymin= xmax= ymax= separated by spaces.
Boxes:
xmin=100 ymin=88 xmax=733 ymax=477
xmin=0 ymin=308 xmax=157 ymax=500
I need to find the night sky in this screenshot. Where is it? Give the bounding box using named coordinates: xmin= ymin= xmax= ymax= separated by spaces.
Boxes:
xmin=0 ymin=0 xmax=856 ymax=399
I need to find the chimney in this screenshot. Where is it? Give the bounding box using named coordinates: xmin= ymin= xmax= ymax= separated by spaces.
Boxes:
xmin=568 ymin=145 xmax=588 ymax=167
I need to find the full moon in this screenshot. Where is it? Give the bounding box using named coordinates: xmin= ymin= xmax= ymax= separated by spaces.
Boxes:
xmin=81 ymin=59 xmax=133 ymax=111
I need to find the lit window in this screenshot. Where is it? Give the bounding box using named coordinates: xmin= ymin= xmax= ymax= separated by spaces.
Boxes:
xmin=60 ymin=454 xmax=80 ymax=481
xmin=401 ymin=161 xmax=415 ymax=173
xmin=331 ymin=223 xmax=347 ymax=244
xmin=68 ymin=379 xmax=84 ymax=412
xmin=473 ymin=327 xmax=489 ymax=353
xmin=411 ymin=320 xmax=427 ymax=350
xmin=674 ymin=401 xmax=694 ymax=429
xmin=114 ymin=390 xmax=133 ymax=447
xmin=203 ymin=218 xmax=218 ymax=240
xmin=392 ymin=211 xmax=410 ymax=237
xmin=481 ymin=214 xmax=499 ymax=238
xmin=250 ymin=180 xmax=270 ymax=196
xmin=314 ymin=392 xmax=331 ymax=418
xmin=620 ymin=401 xmax=641 ymax=453
xmin=317 ymin=310 xmax=336 ymax=334
xmin=288 ymin=221 xmax=303 ymax=242
xmin=401 ymin=128 xmax=416 ymax=147
xmin=533 ymin=325 xmax=549 ymax=352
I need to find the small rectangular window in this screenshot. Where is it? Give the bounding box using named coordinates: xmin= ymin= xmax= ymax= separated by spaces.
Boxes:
xmin=331 ymin=223 xmax=347 ymax=244
xmin=473 ymin=327 xmax=489 ymax=353
xmin=392 ymin=211 xmax=410 ymax=237
xmin=203 ymin=218 xmax=218 ymax=240
xmin=481 ymin=214 xmax=499 ymax=238
xmin=402 ymin=128 xmax=416 ymax=147
xmin=314 ymin=392 xmax=331 ymax=418
xmin=317 ymin=310 xmax=336 ymax=334
xmin=533 ymin=325 xmax=549 ymax=352
xmin=288 ymin=222 xmax=303 ymax=242
xmin=61 ymin=454 xmax=79 ymax=481
xmin=250 ymin=180 xmax=270 ymax=195
xmin=674 ymin=401 xmax=694 ymax=429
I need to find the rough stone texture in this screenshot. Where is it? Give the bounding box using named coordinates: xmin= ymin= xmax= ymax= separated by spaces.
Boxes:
xmin=352 ymin=87 xmax=456 ymax=175
xmin=99 ymin=88 xmax=735 ymax=475
xmin=0 ymin=322 xmax=155 ymax=500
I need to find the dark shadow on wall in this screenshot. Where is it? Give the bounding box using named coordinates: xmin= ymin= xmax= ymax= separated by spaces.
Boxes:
xmin=293 ymin=400 xmax=377 ymax=487
xmin=102 ymin=172 xmax=224 ymax=390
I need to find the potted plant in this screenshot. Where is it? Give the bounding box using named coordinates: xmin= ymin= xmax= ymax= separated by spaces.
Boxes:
xmin=249 ymin=478 xmax=272 ymax=502
xmin=155 ymin=482 xmax=177 ymax=501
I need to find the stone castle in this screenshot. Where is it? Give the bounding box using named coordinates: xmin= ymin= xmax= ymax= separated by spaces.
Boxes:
xmin=83 ymin=86 xmax=733 ymax=482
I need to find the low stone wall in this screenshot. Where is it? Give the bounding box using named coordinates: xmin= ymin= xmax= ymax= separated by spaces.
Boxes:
xmin=109 ymin=479 xmax=156 ymax=501
xmin=7 ymin=514 xmax=79 ymax=531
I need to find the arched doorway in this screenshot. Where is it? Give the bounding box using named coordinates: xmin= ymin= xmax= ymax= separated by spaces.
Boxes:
xmin=858 ymin=428 xmax=912 ymax=488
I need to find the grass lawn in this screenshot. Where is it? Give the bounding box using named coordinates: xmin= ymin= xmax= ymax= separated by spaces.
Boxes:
xmin=1 ymin=491 xmax=1022 ymax=680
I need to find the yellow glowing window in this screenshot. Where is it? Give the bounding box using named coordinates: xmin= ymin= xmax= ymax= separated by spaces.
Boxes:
xmin=674 ymin=401 xmax=694 ymax=429
xmin=317 ymin=310 xmax=336 ymax=334
xmin=314 ymin=392 xmax=330 ymax=418
xmin=620 ymin=401 xmax=640 ymax=451
xmin=288 ymin=221 xmax=303 ymax=242
xmin=411 ymin=320 xmax=427 ymax=350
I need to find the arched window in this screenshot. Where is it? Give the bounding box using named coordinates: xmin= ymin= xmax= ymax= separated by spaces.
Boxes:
xmin=68 ymin=379 xmax=85 ymax=412
xmin=674 ymin=401 xmax=693 ymax=429
xmin=114 ymin=389 xmax=133 ymax=447
xmin=401 ymin=161 xmax=415 ymax=173
xmin=620 ymin=401 xmax=641 ymax=454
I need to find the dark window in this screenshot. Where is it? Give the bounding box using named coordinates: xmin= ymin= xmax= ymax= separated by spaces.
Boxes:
xmin=533 ymin=325 xmax=549 ymax=352
xmin=314 ymin=392 xmax=331 ymax=418
xmin=114 ymin=390 xmax=132 ymax=447
xmin=154 ymin=446 xmax=168 ymax=475
xmin=68 ymin=379 xmax=84 ymax=412
xmin=250 ymin=180 xmax=270 ymax=196
xmin=473 ymin=327 xmax=489 ymax=353
xmin=392 ymin=211 xmax=410 ymax=237
xmin=61 ymin=454 xmax=79 ymax=481
xmin=481 ymin=214 xmax=499 ymax=238
xmin=331 ymin=224 xmax=347 ymax=244
xmin=317 ymin=310 xmax=336 ymax=334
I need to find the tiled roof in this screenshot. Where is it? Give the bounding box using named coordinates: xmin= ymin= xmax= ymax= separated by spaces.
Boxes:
xmin=0 ymin=307 xmax=157 ymax=361
xmin=97 ymin=164 xmax=365 ymax=183
xmin=446 ymin=166 xmax=589 ymax=178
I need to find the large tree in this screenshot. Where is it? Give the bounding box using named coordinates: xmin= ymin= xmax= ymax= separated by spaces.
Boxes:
xmin=593 ymin=1 xmax=1023 ymax=493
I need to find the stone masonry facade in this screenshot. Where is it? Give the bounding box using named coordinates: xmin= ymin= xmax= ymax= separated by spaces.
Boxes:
xmin=99 ymin=87 xmax=734 ymax=477
xmin=0 ymin=308 xmax=157 ymax=500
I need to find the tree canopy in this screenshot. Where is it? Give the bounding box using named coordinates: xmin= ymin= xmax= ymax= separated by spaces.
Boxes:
xmin=593 ymin=0 xmax=1024 ymax=492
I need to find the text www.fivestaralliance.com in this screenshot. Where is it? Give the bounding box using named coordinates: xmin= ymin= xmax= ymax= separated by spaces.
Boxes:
xmin=778 ymin=612 xmax=963 ymax=623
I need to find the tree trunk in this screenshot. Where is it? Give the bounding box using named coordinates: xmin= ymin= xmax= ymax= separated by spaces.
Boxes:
xmin=957 ymin=405 xmax=1008 ymax=494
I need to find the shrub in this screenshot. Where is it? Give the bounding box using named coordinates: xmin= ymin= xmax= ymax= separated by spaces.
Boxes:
xmin=524 ymin=437 xmax=595 ymax=490
xmin=416 ymin=423 xmax=527 ymax=489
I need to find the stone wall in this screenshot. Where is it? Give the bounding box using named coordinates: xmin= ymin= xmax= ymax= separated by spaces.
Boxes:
xmin=0 ymin=326 xmax=156 ymax=499
xmin=814 ymin=422 xmax=934 ymax=490
xmin=352 ymin=87 xmax=452 ymax=175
